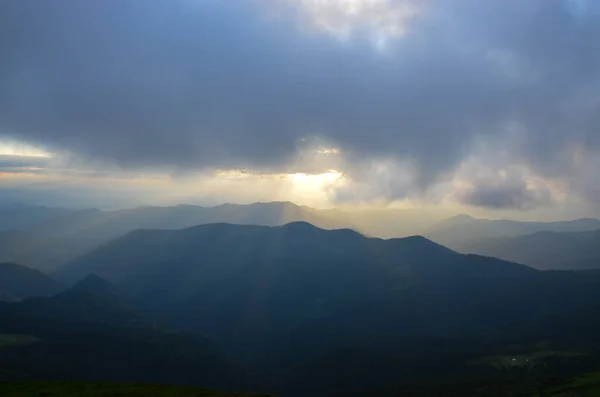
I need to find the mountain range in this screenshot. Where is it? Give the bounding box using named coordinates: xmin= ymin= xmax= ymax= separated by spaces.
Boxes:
xmin=426 ymin=214 xmax=600 ymax=247
xmin=53 ymin=221 xmax=600 ymax=395
xmin=0 ymin=202 xmax=353 ymax=271
xmin=2 ymin=219 xmax=600 ymax=394
xmin=2 ymin=202 xmax=600 ymax=394
xmin=452 ymin=229 xmax=600 ymax=270
xmin=4 ymin=202 xmax=600 ymax=273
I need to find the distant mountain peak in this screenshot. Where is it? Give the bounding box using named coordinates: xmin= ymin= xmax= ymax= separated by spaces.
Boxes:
xmin=278 ymin=222 xmax=363 ymax=238
xmin=70 ymin=274 xmax=120 ymax=297
xmin=447 ymin=214 xmax=476 ymax=222
xmin=390 ymin=235 xmax=456 ymax=254
xmin=431 ymin=214 xmax=477 ymax=230
xmin=401 ymin=235 xmax=440 ymax=244
xmin=253 ymin=200 xmax=299 ymax=208
xmin=172 ymin=204 xmax=202 ymax=209
xmin=212 ymin=201 xmax=303 ymax=212
xmin=280 ymin=221 xmax=323 ymax=230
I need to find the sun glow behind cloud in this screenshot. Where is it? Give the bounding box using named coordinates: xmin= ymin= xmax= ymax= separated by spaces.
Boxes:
xmin=0 ymin=137 xmax=348 ymax=208
xmin=211 ymin=168 xmax=345 ymax=207
xmin=288 ymin=170 xmax=345 ymax=203
xmin=0 ymin=135 xmax=579 ymax=216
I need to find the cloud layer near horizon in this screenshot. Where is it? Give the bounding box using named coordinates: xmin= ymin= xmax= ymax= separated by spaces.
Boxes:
xmin=1 ymin=0 xmax=599 ymax=211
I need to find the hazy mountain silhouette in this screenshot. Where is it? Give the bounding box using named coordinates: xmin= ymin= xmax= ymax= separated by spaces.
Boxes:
xmin=0 ymin=205 xmax=77 ymax=232
xmin=4 ymin=222 xmax=600 ymax=395
xmin=53 ymin=221 xmax=600 ymax=395
xmin=54 ymin=222 xmax=541 ymax=352
xmin=9 ymin=202 xmax=600 ymax=273
xmin=426 ymin=215 xmax=600 ymax=248
xmin=0 ymin=263 xmax=64 ymax=302
xmin=0 ymin=202 xmax=353 ymax=271
xmin=453 ymin=229 xmax=600 ymax=270
xmin=0 ymin=275 xmax=251 ymax=390
xmin=57 ymin=221 xmax=533 ymax=285
xmin=432 ymin=214 xmax=476 ymax=229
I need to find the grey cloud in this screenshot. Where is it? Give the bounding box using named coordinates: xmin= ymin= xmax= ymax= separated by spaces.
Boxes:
xmin=0 ymin=155 xmax=50 ymax=170
xmin=0 ymin=0 xmax=599 ymax=208
xmin=459 ymin=179 xmax=553 ymax=210
xmin=0 ymin=186 xmax=141 ymax=209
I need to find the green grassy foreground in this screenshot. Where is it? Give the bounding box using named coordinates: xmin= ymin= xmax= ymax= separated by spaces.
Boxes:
xmin=535 ymin=372 xmax=600 ymax=396
xmin=2 ymin=373 xmax=600 ymax=397
xmin=0 ymin=381 xmax=275 ymax=397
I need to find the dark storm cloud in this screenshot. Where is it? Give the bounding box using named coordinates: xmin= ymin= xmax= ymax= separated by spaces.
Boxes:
xmin=459 ymin=178 xmax=553 ymax=210
xmin=1 ymin=0 xmax=599 ymax=206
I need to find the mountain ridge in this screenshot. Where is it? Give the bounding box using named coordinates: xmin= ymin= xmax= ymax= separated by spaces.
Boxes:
xmin=426 ymin=215 xmax=600 ymax=248
xmin=0 ymin=275 xmax=251 ymax=390
xmin=50 ymin=220 xmax=600 ymax=396
xmin=0 ymin=202 xmax=354 ymax=271
xmin=55 ymin=221 xmax=541 ymax=363
xmin=453 ymin=229 xmax=600 ymax=270
xmin=0 ymin=263 xmax=64 ymax=302
xmin=57 ymin=220 xmax=498 ymax=286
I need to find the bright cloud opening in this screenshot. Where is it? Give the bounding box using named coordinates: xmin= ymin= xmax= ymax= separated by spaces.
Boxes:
xmin=0 ymin=140 xmax=52 ymax=158
xmin=273 ymin=0 xmax=424 ymax=44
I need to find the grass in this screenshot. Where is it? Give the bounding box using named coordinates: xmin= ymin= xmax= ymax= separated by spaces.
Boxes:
xmin=0 ymin=381 xmax=275 ymax=397
xmin=532 ymin=372 xmax=600 ymax=396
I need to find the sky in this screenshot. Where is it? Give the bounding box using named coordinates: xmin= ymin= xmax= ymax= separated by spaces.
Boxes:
xmin=0 ymin=0 xmax=599 ymax=219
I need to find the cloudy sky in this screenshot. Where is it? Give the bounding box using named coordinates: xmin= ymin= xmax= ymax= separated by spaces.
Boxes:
xmin=0 ymin=0 xmax=599 ymax=218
